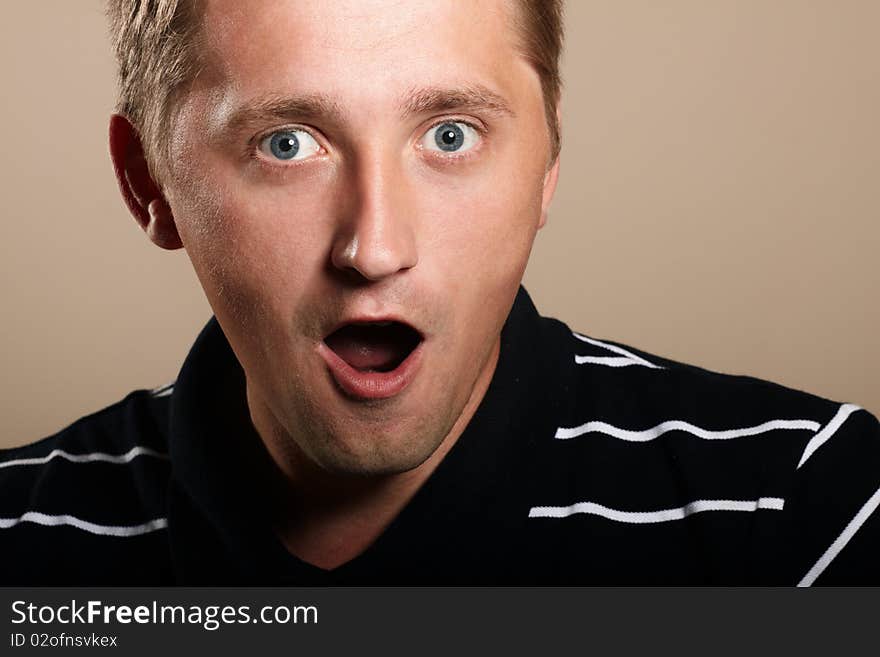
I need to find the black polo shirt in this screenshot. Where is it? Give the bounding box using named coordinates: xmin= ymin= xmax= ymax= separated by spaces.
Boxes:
xmin=2 ymin=287 xmax=878 ymax=584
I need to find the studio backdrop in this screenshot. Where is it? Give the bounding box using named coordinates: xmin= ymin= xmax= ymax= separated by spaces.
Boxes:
xmin=1 ymin=0 xmax=877 ymax=446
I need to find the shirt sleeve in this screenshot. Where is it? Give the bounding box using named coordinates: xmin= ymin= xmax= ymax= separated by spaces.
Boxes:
xmin=780 ymin=404 xmax=880 ymax=585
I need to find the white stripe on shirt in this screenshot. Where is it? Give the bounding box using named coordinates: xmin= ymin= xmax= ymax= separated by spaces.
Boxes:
xmin=0 ymin=512 xmax=168 ymax=537
xmin=0 ymin=446 xmax=169 ymax=470
xmin=574 ymin=355 xmax=645 ymax=367
xmin=529 ymin=497 xmax=785 ymax=523
xmin=797 ymin=403 xmax=862 ymax=469
xmin=572 ymin=332 xmax=662 ymax=369
xmin=555 ymin=418 xmax=820 ymax=441
xmin=151 ymin=383 xmax=175 ymax=398
xmin=798 ymin=483 xmax=880 ymax=586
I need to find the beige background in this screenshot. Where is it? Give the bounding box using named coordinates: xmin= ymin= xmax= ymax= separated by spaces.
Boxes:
xmin=1 ymin=1 xmax=877 ymax=449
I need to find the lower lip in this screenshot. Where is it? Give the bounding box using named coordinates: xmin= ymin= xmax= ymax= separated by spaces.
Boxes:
xmin=317 ymin=339 xmax=425 ymax=401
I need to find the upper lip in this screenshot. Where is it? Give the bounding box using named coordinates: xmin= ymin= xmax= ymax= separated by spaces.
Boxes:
xmin=323 ymin=315 xmax=425 ymax=340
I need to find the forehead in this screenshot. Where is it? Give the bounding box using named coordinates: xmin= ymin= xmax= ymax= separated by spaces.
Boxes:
xmin=196 ymin=0 xmax=534 ymax=113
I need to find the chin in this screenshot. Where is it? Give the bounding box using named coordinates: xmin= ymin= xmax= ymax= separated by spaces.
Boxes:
xmin=307 ymin=419 xmax=448 ymax=477
xmin=315 ymin=446 xmax=433 ymax=477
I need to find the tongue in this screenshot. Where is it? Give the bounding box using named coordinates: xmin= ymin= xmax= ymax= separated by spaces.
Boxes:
xmin=325 ymin=324 xmax=414 ymax=372
xmin=332 ymin=339 xmax=399 ymax=371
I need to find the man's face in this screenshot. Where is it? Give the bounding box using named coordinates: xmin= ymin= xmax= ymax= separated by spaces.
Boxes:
xmin=164 ymin=0 xmax=558 ymax=475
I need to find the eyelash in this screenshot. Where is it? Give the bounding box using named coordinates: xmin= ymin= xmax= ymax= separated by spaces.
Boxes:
xmin=247 ymin=116 xmax=488 ymax=174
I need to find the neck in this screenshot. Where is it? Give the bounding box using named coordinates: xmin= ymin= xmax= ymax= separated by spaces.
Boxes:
xmin=245 ymin=338 xmax=500 ymax=570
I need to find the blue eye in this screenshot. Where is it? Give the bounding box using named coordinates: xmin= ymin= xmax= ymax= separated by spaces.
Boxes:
xmin=421 ymin=121 xmax=479 ymax=154
xmin=258 ymin=129 xmax=321 ymax=162
xmin=435 ymin=123 xmax=464 ymax=151
xmin=270 ymin=132 xmax=299 ymax=159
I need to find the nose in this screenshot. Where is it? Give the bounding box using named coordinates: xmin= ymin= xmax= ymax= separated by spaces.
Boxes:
xmin=330 ymin=153 xmax=418 ymax=282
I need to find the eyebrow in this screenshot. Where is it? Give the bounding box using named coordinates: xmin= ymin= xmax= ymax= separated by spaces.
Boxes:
xmin=221 ymin=84 xmax=514 ymax=135
xmin=223 ymin=94 xmax=346 ymax=135
xmin=399 ymin=84 xmax=515 ymax=119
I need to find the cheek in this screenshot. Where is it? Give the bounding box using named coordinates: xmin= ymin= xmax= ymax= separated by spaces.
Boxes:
xmin=413 ymin=157 xmax=544 ymax=351
xmin=417 ymin=156 xmax=544 ymax=279
xmin=171 ymin=165 xmax=338 ymax=322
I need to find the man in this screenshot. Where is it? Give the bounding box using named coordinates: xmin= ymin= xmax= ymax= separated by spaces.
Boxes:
xmin=1 ymin=0 xmax=877 ymax=584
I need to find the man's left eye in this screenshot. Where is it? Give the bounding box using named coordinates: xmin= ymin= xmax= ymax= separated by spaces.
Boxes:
xmin=258 ymin=129 xmax=322 ymax=161
xmin=420 ymin=121 xmax=480 ymax=154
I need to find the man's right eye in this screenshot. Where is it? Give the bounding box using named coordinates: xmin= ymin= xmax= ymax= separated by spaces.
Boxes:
xmin=258 ymin=129 xmax=322 ymax=161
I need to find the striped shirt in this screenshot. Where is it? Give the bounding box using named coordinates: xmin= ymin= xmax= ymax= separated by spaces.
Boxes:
xmin=2 ymin=287 xmax=878 ymax=584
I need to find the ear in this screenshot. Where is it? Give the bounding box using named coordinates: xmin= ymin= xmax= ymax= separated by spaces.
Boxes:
xmin=538 ymin=103 xmax=562 ymax=230
xmin=108 ymin=114 xmax=183 ymax=250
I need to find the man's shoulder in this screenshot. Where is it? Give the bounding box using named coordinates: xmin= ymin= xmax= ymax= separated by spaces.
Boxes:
xmin=0 ymin=384 xmax=175 ymax=584
xmin=551 ymin=323 xmax=854 ymax=425
xmin=528 ymin=319 xmax=879 ymax=584
xmin=546 ymin=322 xmax=879 ymax=470
xmin=2 ymin=382 xmax=173 ymax=472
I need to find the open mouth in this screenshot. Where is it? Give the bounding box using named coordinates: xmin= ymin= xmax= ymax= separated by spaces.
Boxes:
xmin=324 ymin=321 xmax=423 ymax=373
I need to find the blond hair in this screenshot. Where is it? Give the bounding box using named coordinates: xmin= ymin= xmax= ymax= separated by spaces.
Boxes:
xmin=106 ymin=0 xmax=563 ymax=180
